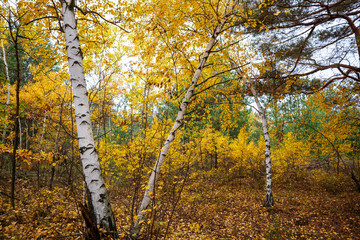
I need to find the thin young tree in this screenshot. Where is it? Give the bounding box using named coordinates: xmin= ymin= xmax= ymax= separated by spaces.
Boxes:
xmin=231 ymin=60 xmax=274 ymax=207
xmin=130 ymin=0 xmax=239 ymax=237
xmin=0 ymin=4 xmax=22 ymax=209
xmin=1 ymin=42 xmax=11 ymax=143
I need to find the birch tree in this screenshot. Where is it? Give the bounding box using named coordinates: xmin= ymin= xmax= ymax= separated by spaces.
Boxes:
xmin=61 ymin=0 xmax=117 ymax=236
xmin=231 ymin=60 xmax=274 ymax=207
xmin=130 ymin=1 xmax=239 ymax=237
xmin=248 ymin=84 xmax=273 ymax=207
xmin=1 ymin=43 xmax=11 ymax=143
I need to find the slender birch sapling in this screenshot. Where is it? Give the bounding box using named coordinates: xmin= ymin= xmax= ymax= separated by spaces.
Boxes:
xmin=231 ymin=61 xmax=274 ymax=207
xmin=130 ymin=1 xmax=238 ymax=237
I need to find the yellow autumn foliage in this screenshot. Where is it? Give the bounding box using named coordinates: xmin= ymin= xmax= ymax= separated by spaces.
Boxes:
xmin=272 ymin=132 xmax=311 ymax=179
xmin=228 ymin=127 xmax=264 ymax=178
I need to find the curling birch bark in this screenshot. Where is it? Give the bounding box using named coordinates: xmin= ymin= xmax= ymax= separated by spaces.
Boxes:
xmin=61 ymin=0 xmax=118 ymax=235
xmin=130 ymin=2 xmax=237 ymax=236
xmin=249 ymin=84 xmax=274 ymax=207
xmin=1 ymin=43 xmax=11 ymax=143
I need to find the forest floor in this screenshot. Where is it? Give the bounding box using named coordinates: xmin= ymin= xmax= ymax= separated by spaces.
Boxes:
xmin=1 ymin=173 xmax=359 ymax=239
xmin=164 ymin=176 xmax=360 ymax=239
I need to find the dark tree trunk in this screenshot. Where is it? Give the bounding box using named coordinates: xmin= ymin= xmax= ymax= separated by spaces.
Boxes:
xmin=11 ymin=31 xmax=21 ymax=209
xmin=351 ymin=172 xmax=360 ymax=193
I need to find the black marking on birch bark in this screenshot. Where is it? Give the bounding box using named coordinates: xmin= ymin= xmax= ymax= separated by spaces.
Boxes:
xmin=80 ymin=120 xmax=90 ymax=126
xmin=86 ymin=144 xmax=94 ymax=149
xmin=90 ymin=148 xmax=98 ymax=155
xmin=161 ymin=153 xmax=166 ymax=157
xmin=76 ymin=84 xmax=86 ymax=89
xmin=78 ymin=49 xmax=83 ymax=59
xmin=79 ymin=103 xmax=84 ymax=107
xmin=72 ymin=61 xmax=82 ymax=67
xmin=91 ymin=179 xmax=99 ymax=184
xmin=100 ymin=184 xmax=105 ymax=189
xmin=265 ymin=153 xmax=270 ymax=158
xmin=85 ymin=164 xmax=94 ymax=169
xmin=73 ymin=35 xmax=79 ymax=42
xmin=79 ymin=146 xmax=87 ymax=154
xmin=79 ymin=143 xmax=92 ymax=154
xmin=85 ymin=91 xmax=88 ymax=96
xmin=91 ymin=168 xmax=100 ymax=173
xmin=64 ymin=23 xmax=75 ymax=30
xmin=99 ymin=194 xmax=105 ymax=203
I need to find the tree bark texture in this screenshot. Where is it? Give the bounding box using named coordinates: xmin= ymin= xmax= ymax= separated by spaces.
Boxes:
xmin=130 ymin=2 xmax=237 ymax=236
xmin=61 ymin=0 xmax=118 ymax=236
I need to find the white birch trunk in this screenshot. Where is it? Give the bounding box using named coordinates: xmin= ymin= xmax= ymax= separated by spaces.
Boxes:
xmin=130 ymin=4 xmax=236 ymax=235
xmin=2 ymin=43 xmax=11 ymax=143
xmin=249 ymin=85 xmax=274 ymax=207
xmin=61 ymin=0 xmax=117 ymax=235
xmin=231 ymin=61 xmax=274 ymax=207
